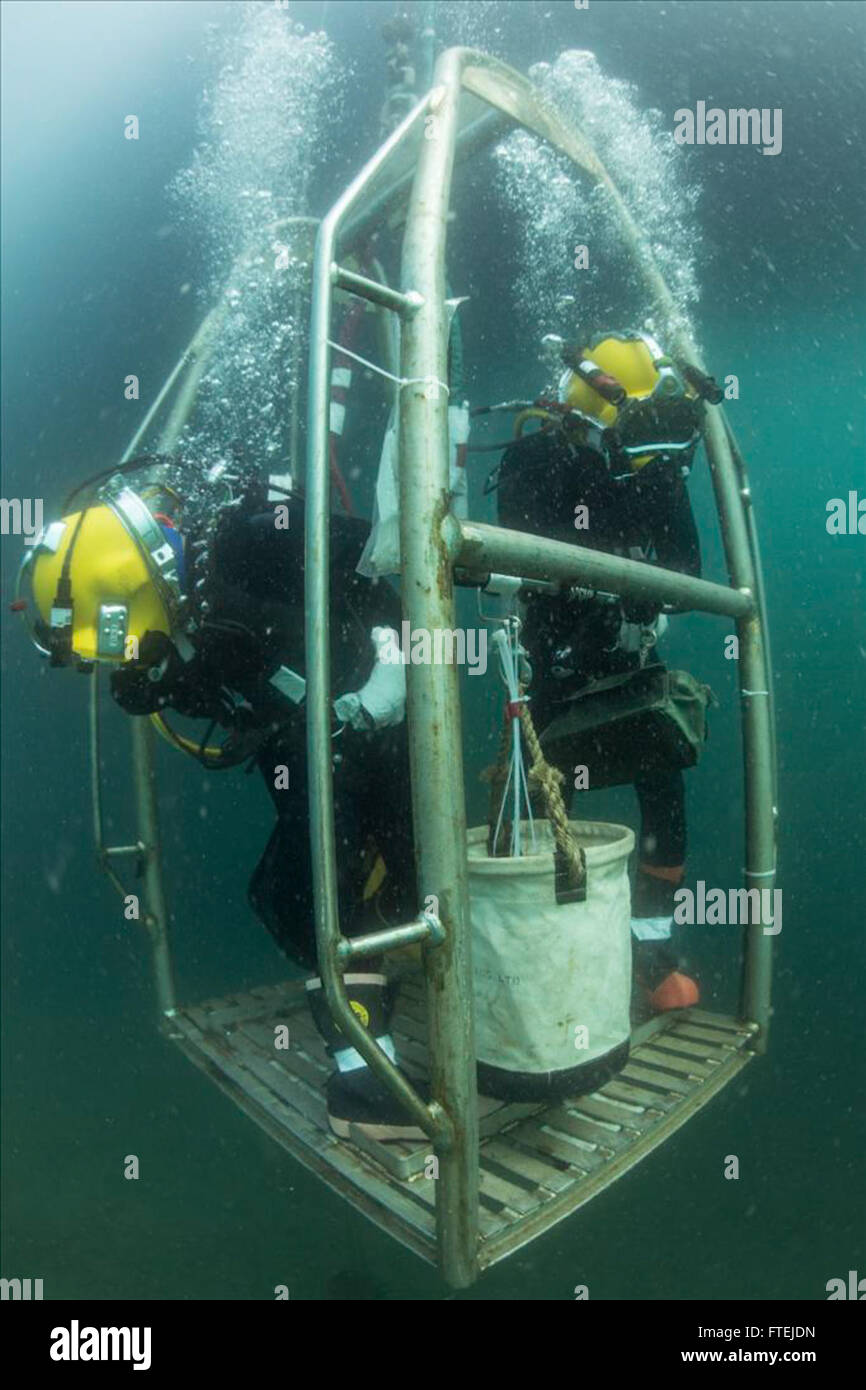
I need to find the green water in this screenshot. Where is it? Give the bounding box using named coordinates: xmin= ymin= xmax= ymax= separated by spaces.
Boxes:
xmin=2 ymin=0 xmax=863 ymax=1301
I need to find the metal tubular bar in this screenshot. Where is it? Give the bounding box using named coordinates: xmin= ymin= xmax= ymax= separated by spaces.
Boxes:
xmin=722 ymin=415 xmax=779 ymax=807
xmin=158 ymin=216 xmax=321 ymax=453
xmin=289 ymin=287 xmax=303 ymax=476
xmin=331 ymin=263 xmax=422 ymax=317
xmin=113 ymin=216 xmax=319 ymax=460
xmin=307 ymin=91 xmax=452 ymax=1147
xmin=454 ymin=519 xmax=754 ymax=618
xmin=89 ymin=676 xmax=106 ymax=851
xmin=699 ymin=409 xmax=776 ymax=1048
xmin=89 ymin=675 xmax=133 ymax=900
xmin=158 ymin=303 xmax=228 ymax=452
xmin=369 ymin=255 xmax=401 ymax=410
xmin=336 ymin=912 xmax=446 ymax=963
xmin=120 ymin=338 xmax=202 ymax=463
xmin=129 ymin=717 xmax=177 ymax=1017
xmin=337 ymin=108 xmax=507 ymax=254
xmin=398 ymin=47 xmax=481 ymax=1290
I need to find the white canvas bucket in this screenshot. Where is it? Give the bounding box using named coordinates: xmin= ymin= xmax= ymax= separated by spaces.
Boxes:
xmin=467 ymin=818 xmax=635 ymax=1100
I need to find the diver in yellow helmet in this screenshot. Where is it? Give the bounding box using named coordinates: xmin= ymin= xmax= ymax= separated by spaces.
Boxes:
xmin=495 ymin=328 xmax=723 ymax=1016
xmin=558 ymin=331 xmax=704 ymax=466
xmin=17 ymin=457 xmax=428 ymax=1144
xmin=18 ymin=470 xmax=185 ymax=669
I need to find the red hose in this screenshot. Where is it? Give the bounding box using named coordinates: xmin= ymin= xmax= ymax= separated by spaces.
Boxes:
xmin=329 ymin=434 xmax=355 ymax=518
xmin=328 ymin=294 xmax=368 ymax=517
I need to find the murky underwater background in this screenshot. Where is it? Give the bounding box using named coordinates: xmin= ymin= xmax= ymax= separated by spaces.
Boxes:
xmin=1 ymin=0 xmax=864 ymax=1299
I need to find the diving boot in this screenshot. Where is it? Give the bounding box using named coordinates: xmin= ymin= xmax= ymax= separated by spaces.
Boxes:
xmin=633 ymin=939 xmax=700 ymax=1013
xmin=305 ymin=974 xmax=428 ymax=1142
xmin=632 ymin=864 xmax=700 ymax=1014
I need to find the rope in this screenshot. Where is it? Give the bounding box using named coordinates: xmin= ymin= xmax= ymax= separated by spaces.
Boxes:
xmin=483 ymin=683 xmax=586 ymax=894
xmin=325 ymin=340 xmax=449 ymax=398
xmin=517 ymin=699 xmax=586 ymax=895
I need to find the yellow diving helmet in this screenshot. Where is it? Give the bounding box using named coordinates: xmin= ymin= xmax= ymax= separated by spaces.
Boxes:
xmin=557 ymin=330 xmax=704 ymax=469
xmin=17 ymin=480 xmax=185 ymax=667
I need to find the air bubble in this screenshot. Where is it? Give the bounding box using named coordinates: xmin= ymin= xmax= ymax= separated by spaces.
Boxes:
xmin=168 ymin=4 xmax=342 ymax=483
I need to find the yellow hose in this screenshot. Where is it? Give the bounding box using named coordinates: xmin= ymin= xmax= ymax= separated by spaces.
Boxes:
xmin=513 ymin=407 xmax=559 ymax=438
xmin=150 ymin=712 xmax=225 ymax=762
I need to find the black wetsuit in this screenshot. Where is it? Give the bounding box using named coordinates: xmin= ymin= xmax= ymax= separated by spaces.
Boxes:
xmin=111 ymin=497 xmax=415 ymax=969
xmin=496 ymin=430 xmax=701 ymax=882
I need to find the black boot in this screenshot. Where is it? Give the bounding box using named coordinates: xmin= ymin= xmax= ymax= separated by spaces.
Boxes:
xmin=305 ymin=974 xmax=429 ymax=1142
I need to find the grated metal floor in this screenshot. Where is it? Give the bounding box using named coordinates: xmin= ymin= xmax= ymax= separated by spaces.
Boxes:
xmin=167 ymin=973 xmax=756 ymax=1271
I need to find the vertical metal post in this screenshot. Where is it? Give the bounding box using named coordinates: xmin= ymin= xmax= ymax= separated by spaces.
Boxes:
xmin=306 ymin=96 xmax=451 ymax=1135
xmin=700 ymin=410 xmax=776 ymax=1048
xmin=400 ymin=55 xmax=479 ymax=1289
xmin=592 ymin=158 xmax=778 ymax=1045
xmin=129 ymin=716 xmax=177 ymax=1016
xmin=288 ymin=288 xmax=302 ymax=474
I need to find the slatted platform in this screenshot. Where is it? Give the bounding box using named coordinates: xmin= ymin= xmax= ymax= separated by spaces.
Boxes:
xmin=166 ymin=976 xmax=757 ymax=1271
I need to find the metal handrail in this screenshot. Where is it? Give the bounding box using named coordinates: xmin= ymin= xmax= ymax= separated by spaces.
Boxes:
xmin=721 ymin=414 xmax=779 ymax=811
xmin=89 ymin=676 xmax=176 ymax=1015
xmin=337 ymin=911 xmax=447 ymax=964
xmin=304 ymin=47 xmax=777 ymax=1285
xmin=453 ymin=520 xmax=755 ymax=618
xmin=307 ymin=89 xmax=455 ymax=1151
xmin=89 ymin=675 xmax=138 ymax=900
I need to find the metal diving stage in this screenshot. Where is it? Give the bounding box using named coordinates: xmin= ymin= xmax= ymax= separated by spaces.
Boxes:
xmin=90 ymin=44 xmax=777 ymax=1289
xmin=167 ymin=976 xmax=756 ymax=1272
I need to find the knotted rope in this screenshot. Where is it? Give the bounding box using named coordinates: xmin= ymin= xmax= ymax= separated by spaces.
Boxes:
xmin=483 ymin=686 xmax=586 ymax=896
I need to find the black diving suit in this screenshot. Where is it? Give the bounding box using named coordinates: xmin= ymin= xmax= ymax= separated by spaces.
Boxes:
xmin=495 ymin=428 xmax=702 ymax=906
xmin=110 ymin=495 xmax=415 ymax=970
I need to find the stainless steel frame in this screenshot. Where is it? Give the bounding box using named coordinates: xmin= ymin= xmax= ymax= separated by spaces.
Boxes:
xmin=305 ymin=48 xmax=777 ymax=1285
xmin=92 ymin=48 xmax=776 ymax=1290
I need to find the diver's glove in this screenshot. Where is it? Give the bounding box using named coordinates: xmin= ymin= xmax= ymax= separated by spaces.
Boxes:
xmin=333 ymin=626 xmax=406 ymax=731
xmin=617 ymin=609 xmax=669 ymax=656
xmin=110 ymin=630 xmax=185 ymax=715
xmin=110 ymin=628 xmax=226 ymax=720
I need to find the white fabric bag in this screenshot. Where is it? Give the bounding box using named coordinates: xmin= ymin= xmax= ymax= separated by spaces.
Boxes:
xmin=467 ymin=818 xmax=634 ymax=1099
